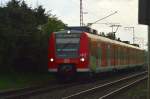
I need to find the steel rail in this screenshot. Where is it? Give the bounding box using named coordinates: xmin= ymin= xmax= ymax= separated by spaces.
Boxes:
xmin=62 ymin=71 xmax=147 ymax=99
xmin=1 ymin=82 xmax=79 ymax=99
xmin=99 ymin=76 xmax=147 ymax=99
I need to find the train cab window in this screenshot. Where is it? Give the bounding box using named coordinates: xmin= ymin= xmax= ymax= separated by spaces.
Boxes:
xmin=55 ymin=33 xmax=81 ymax=58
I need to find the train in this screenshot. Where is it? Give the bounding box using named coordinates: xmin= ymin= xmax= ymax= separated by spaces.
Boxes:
xmin=48 ymin=26 xmax=145 ymax=79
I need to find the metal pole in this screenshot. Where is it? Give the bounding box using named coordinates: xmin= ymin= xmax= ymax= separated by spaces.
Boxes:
xmin=80 ymin=0 xmax=83 ymax=26
xmin=148 ymin=26 xmax=150 ymax=99
xmin=0 ymin=0 xmax=2 ymax=6
xmin=133 ymin=27 xmax=135 ymax=44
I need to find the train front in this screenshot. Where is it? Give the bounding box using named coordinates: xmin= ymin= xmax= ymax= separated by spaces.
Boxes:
xmin=48 ymin=30 xmax=89 ymax=79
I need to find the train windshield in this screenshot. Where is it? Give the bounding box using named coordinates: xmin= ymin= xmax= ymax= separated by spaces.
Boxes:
xmin=55 ymin=33 xmax=81 ymax=58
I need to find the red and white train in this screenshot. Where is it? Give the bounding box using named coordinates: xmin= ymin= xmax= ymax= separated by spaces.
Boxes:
xmin=48 ymin=27 xmax=145 ymax=78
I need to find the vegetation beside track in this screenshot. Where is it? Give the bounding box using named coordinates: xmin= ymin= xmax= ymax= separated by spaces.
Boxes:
xmin=0 ymin=0 xmax=66 ymax=73
xmin=114 ymin=80 xmax=147 ymax=99
xmin=127 ymin=80 xmax=147 ymax=99
xmin=0 ymin=0 xmax=65 ymax=91
xmin=0 ymin=72 xmax=55 ymax=91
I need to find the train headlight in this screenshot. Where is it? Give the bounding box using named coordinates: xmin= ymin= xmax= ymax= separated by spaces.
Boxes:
xmin=50 ymin=58 xmax=54 ymax=62
xmin=80 ymin=58 xmax=85 ymax=62
xmin=67 ymin=30 xmax=71 ymax=34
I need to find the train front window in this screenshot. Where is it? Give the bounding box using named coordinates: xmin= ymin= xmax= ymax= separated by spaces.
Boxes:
xmin=55 ymin=33 xmax=81 ymax=58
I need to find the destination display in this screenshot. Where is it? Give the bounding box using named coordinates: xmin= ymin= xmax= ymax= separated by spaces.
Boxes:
xmin=55 ymin=33 xmax=81 ymax=38
xmin=56 ymin=38 xmax=80 ymax=44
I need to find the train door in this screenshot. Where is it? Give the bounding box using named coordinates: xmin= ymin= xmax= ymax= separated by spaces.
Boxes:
xmin=123 ymin=48 xmax=126 ymax=65
xmin=127 ymin=48 xmax=130 ymax=67
xmin=120 ymin=47 xmax=124 ymax=65
xmin=114 ymin=45 xmax=118 ymax=67
xmin=101 ymin=43 xmax=107 ymax=66
xmin=120 ymin=47 xmax=123 ymax=66
xmin=125 ymin=47 xmax=128 ymax=66
xmin=131 ymin=49 xmax=133 ymax=65
xmin=97 ymin=42 xmax=102 ymax=67
xmin=89 ymin=39 xmax=97 ymax=72
xmin=133 ymin=49 xmax=135 ymax=65
xmin=111 ymin=44 xmax=115 ymax=67
xmin=120 ymin=47 xmax=123 ymax=65
xmin=118 ymin=47 xmax=120 ymax=66
xmin=135 ymin=49 xmax=137 ymax=65
xmin=107 ymin=44 xmax=111 ymax=67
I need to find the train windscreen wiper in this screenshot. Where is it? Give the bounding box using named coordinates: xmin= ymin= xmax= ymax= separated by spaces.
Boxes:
xmin=59 ymin=41 xmax=73 ymax=54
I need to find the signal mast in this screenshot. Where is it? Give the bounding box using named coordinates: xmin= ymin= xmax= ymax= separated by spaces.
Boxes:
xmin=80 ymin=0 xmax=83 ymax=26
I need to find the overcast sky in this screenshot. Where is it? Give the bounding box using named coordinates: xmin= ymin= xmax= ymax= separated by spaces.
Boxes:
xmin=2 ymin=0 xmax=148 ymax=49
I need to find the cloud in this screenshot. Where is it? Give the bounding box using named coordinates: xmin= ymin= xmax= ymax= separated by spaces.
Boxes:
xmin=2 ymin=0 xmax=148 ymax=48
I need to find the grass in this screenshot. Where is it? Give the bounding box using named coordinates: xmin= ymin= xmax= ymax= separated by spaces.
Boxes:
xmin=0 ymin=72 xmax=55 ymax=91
xmin=114 ymin=80 xmax=148 ymax=99
xmin=126 ymin=80 xmax=147 ymax=99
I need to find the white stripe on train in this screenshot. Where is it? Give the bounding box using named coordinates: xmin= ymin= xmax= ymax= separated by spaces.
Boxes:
xmin=48 ymin=64 xmax=144 ymax=73
xmin=48 ymin=68 xmax=90 ymax=72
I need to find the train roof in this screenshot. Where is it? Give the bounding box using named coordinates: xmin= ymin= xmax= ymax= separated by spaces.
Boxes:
xmin=53 ymin=30 xmax=144 ymax=51
xmin=86 ymin=32 xmax=144 ymax=51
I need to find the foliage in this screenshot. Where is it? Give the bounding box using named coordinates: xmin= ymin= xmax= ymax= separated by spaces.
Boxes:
xmin=42 ymin=16 xmax=66 ymax=36
xmin=106 ymin=32 xmax=116 ymax=40
xmin=0 ymin=0 xmax=66 ymax=73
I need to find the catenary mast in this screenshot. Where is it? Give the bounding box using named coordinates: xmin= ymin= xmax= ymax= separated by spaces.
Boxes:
xmin=80 ymin=0 xmax=83 ymax=26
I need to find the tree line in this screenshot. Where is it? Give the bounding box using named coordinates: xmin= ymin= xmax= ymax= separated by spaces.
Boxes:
xmin=0 ymin=0 xmax=66 ymax=73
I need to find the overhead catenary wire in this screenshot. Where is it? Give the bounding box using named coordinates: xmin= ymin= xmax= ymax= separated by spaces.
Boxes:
xmin=87 ymin=11 xmax=118 ymax=27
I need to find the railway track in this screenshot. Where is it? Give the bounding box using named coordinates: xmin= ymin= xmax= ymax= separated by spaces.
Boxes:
xmin=0 ymin=70 xmax=147 ymax=99
xmin=0 ymin=81 xmax=79 ymax=99
xmin=98 ymin=76 xmax=147 ymax=99
xmin=62 ymin=71 xmax=147 ymax=99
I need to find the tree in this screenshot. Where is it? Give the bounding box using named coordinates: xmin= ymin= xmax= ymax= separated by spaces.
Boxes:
xmin=42 ymin=16 xmax=66 ymax=36
xmin=0 ymin=0 xmax=66 ymax=73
